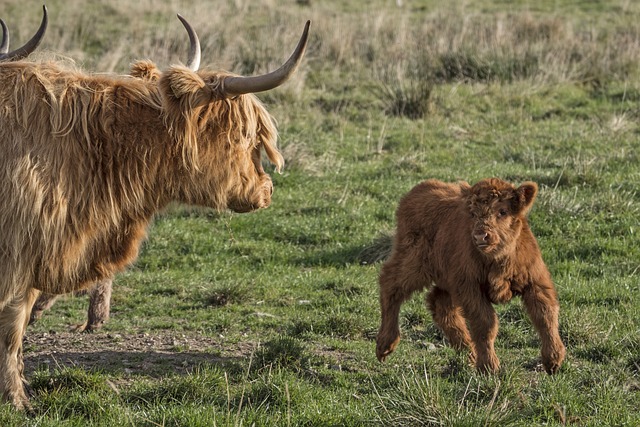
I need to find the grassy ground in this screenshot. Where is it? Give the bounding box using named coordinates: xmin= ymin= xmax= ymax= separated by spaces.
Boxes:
xmin=1 ymin=0 xmax=640 ymax=425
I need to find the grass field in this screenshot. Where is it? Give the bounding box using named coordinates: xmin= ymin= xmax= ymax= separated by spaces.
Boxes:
xmin=1 ymin=0 xmax=640 ymax=425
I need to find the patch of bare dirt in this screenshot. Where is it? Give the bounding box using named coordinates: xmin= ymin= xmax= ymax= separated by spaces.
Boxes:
xmin=23 ymin=331 xmax=258 ymax=377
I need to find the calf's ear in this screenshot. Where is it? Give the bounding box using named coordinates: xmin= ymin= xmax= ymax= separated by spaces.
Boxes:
xmin=460 ymin=181 xmax=472 ymax=200
xmin=513 ymin=181 xmax=538 ymax=215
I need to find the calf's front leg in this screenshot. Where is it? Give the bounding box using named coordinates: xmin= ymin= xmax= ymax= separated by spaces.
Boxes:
xmin=458 ymin=289 xmax=500 ymax=373
xmin=522 ymin=282 xmax=566 ymax=374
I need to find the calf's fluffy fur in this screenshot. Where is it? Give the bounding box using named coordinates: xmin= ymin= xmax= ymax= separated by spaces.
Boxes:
xmin=376 ymin=178 xmax=566 ymax=374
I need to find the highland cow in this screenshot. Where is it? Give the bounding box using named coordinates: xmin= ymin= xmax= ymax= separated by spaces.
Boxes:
xmin=376 ymin=178 xmax=566 ymax=374
xmin=28 ymin=60 xmax=162 ymax=331
xmin=0 ymin=7 xmax=309 ymax=409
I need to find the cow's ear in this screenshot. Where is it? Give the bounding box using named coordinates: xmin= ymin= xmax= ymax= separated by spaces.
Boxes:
xmin=130 ymin=60 xmax=161 ymax=81
xmin=513 ymin=182 xmax=538 ymax=215
xmin=159 ymin=67 xmax=214 ymax=170
xmin=160 ymin=66 xmax=212 ymax=110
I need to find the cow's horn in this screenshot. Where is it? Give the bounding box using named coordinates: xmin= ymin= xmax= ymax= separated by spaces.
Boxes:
xmin=222 ymin=20 xmax=310 ymax=97
xmin=0 ymin=5 xmax=48 ymax=62
xmin=0 ymin=19 xmax=9 ymax=54
xmin=177 ymin=14 xmax=200 ymax=72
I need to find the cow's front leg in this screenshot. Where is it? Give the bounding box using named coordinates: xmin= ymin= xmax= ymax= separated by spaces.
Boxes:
xmin=0 ymin=287 xmax=39 ymax=410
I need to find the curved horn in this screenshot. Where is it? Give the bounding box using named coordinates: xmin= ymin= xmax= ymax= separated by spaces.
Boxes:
xmin=222 ymin=20 xmax=311 ymax=97
xmin=0 ymin=5 xmax=48 ymax=62
xmin=177 ymin=14 xmax=201 ymax=72
xmin=0 ymin=19 xmax=8 ymax=54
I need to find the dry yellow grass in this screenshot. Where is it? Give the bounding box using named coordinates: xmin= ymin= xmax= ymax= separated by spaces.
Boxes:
xmin=3 ymin=0 xmax=639 ymax=87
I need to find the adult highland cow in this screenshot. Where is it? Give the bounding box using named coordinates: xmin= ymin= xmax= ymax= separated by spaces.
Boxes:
xmin=376 ymin=178 xmax=566 ymax=374
xmin=0 ymin=6 xmax=309 ymax=409
xmin=28 ymin=30 xmax=168 ymax=333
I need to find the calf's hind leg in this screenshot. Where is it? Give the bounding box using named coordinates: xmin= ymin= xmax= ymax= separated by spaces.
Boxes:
xmin=377 ymin=250 xmax=429 ymax=361
xmin=426 ymin=287 xmax=472 ymax=352
xmin=0 ymin=287 xmax=40 ymax=410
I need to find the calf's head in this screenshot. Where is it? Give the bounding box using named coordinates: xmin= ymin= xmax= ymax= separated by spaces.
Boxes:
xmin=464 ymin=178 xmax=538 ymax=257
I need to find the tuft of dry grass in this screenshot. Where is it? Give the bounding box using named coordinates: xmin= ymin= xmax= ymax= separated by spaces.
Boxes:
xmin=4 ymin=1 xmax=639 ymax=88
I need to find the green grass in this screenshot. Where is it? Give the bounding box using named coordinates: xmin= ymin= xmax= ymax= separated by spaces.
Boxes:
xmin=2 ymin=0 xmax=640 ymax=425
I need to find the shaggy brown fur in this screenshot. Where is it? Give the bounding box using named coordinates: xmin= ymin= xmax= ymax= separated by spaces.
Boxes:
xmin=0 ymin=59 xmax=285 ymax=409
xmin=376 ymin=178 xmax=566 ymax=374
xmin=28 ymin=61 xmax=162 ymax=332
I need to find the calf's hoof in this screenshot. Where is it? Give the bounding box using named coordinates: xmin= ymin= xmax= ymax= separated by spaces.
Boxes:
xmin=376 ymin=333 xmax=401 ymax=362
xmin=542 ymin=344 xmax=566 ymax=374
xmin=475 ymin=355 xmax=500 ymax=374
xmin=543 ymin=361 xmax=562 ymax=375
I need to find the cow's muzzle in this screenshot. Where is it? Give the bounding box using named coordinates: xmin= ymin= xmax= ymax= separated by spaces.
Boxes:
xmin=229 ymin=176 xmax=273 ymax=213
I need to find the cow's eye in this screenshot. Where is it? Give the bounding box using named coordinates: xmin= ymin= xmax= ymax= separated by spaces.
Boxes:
xmin=497 ymin=209 xmax=508 ymax=218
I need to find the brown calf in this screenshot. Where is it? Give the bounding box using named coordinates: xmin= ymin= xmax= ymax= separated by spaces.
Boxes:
xmin=376 ymin=178 xmax=566 ymax=374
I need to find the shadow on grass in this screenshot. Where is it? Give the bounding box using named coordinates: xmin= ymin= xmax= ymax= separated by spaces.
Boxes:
xmin=286 ymin=231 xmax=393 ymax=268
xmin=23 ymin=332 xmax=251 ymax=379
xmin=25 ymin=349 xmax=241 ymax=379
xmin=288 ymin=245 xmax=369 ymax=267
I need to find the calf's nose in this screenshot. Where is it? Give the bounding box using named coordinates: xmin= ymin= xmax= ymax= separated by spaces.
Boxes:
xmin=474 ymin=231 xmax=489 ymax=243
